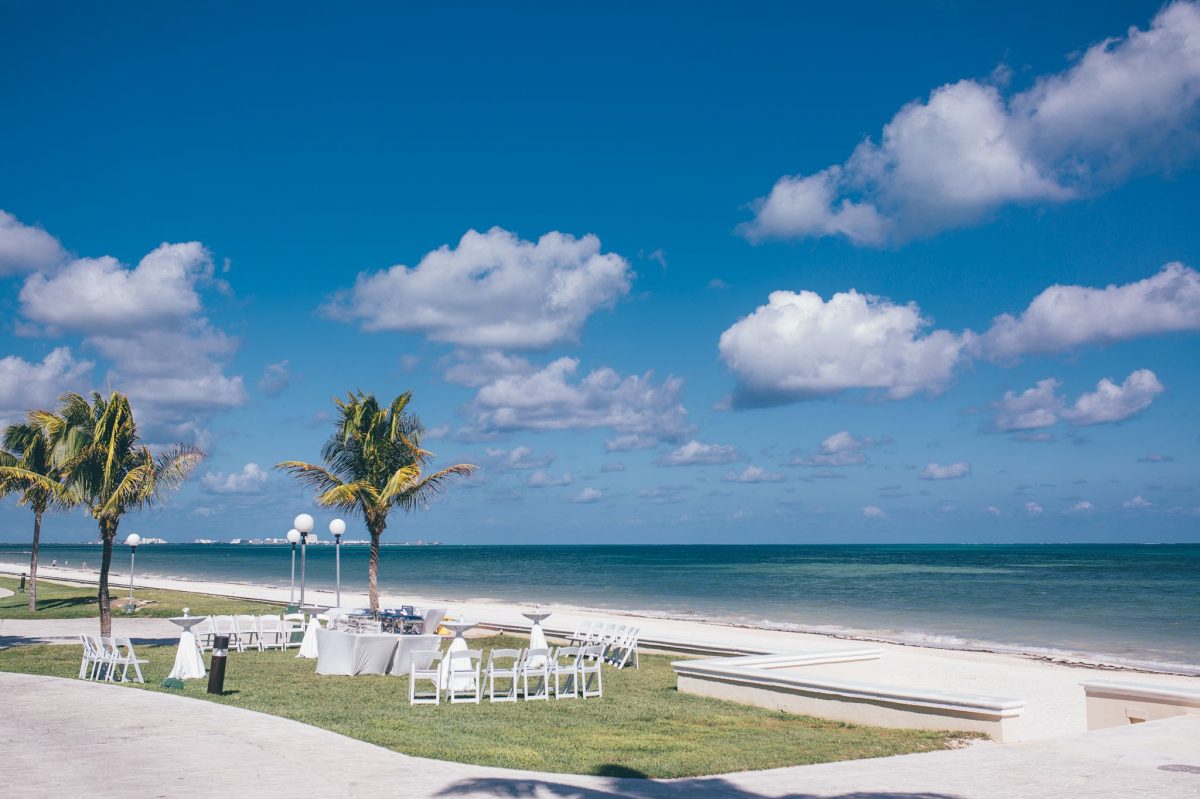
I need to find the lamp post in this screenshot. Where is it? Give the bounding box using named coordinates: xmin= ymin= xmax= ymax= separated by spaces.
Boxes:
xmin=286 ymin=528 xmax=301 ymax=606
xmin=124 ymin=533 xmax=141 ymax=613
xmin=294 ymin=513 xmax=314 ymax=606
xmin=330 ymin=518 xmax=346 ymax=607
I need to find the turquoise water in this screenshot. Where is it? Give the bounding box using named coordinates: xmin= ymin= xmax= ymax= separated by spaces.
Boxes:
xmin=4 ymin=543 xmax=1198 ymax=671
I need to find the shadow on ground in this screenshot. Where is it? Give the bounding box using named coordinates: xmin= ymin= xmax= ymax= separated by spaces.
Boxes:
xmin=437 ymin=778 xmax=962 ymax=799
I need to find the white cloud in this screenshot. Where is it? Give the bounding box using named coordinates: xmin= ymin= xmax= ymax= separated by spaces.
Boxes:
xmin=1025 ymin=502 xmax=1045 ymax=515
xmin=600 ymin=462 xmax=626 ymax=472
xmin=325 ymin=228 xmax=634 ymax=349
xmin=993 ymin=369 xmax=1164 ymax=431
xmin=1068 ymin=500 xmax=1095 ymax=513
xmin=1122 ymin=495 xmax=1153 ymax=509
xmin=0 ymin=348 xmax=93 ymax=425
xmin=467 ymin=357 xmax=691 ymax=443
xmin=718 ymin=288 xmax=969 ymax=406
xmin=1061 ymin=370 xmax=1164 ymax=426
xmin=528 ymin=470 xmax=573 ymax=488
xmin=722 ymin=465 xmax=785 ymax=484
xmin=484 ymin=446 xmax=555 ymax=470
xmin=570 ymin=487 xmax=603 ymax=504
xmin=0 ymin=210 xmax=66 ymax=275
xmin=985 ymin=505 xmax=1003 ymax=516
xmin=742 ymin=2 xmax=1200 ymax=245
xmin=920 ymin=461 xmax=972 ymax=480
xmin=979 ymin=264 xmax=1200 ymax=360
xmin=14 ymin=226 xmax=245 ymax=443
xmin=658 ymin=440 xmax=741 ymax=467
xmin=442 ymin=349 xmax=536 ymax=388
xmin=790 ymin=430 xmax=880 ymax=466
xmin=862 ymin=505 xmax=887 ymax=518
xmin=258 ymin=361 xmax=291 ymax=396
xmin=992 ymin=378 xmax=1063 ymax=431
xmin=201 ymin=463 xmax=269 ymax=495
xmin=1139 ymin=453 xmax=1175 ymax=463
xmin=603 ymin=434 xmax=659 ymax=452
xmin=20 ymin=242 xmax=213 ymax=333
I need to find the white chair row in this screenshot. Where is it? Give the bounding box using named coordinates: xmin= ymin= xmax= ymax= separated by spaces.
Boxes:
xmin=568 ymin=621 xmax=640 ymax=669
xmin=197 ymin=614 xmax=303 ymax=652
xmin=409 ymin=644 xmax=603 ymax=705
xmin=78 ymin=635 xmax=148 ymax=683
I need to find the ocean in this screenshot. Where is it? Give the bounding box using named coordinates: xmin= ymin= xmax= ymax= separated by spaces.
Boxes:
xmin=3 ymin=542 xmax=1198 ymax=672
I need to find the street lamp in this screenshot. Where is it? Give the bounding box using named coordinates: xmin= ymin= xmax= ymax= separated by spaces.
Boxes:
xmin=294 ymin=513 xmax=314 ymax=606
xmin=124 ymin=533 xmax=141 ymax=613
xmin=330 ymin=518 xmax=346 ymax=607
xmin=286 ymin=528 xmax=301 ymax=606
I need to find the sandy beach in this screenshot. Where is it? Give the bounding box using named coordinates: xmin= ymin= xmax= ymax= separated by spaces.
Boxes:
xmin=5 ymin=559 xmax=1197 ymax=742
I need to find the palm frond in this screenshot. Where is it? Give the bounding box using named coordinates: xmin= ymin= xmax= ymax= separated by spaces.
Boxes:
xmin=275 ymin=461 xmax=344 ymax=495
xmin=153 ymin=444 xmax=205 ymax=495
xmin=389 ymin=463 xmax=477 ymax=510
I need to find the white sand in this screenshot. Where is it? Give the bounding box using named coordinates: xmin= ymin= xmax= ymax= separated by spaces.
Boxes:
xmin=4 ymin=559 xmax=1197 ymax=741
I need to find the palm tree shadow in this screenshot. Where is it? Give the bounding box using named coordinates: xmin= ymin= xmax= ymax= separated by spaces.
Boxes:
xmin=437 ymin=778 xmax=964 ymax=799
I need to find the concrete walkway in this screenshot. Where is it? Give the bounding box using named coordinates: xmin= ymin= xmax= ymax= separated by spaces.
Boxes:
xmin=0 ymin=671 xmax=1196 ymax=799
xmin=0 ymin=616 xmax=182 ymax=648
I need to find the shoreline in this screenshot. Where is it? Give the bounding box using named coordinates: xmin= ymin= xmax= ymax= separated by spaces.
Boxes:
xmin=5 ymin=558 xmax=1196 ymax=678
xmin=5 ymin=558 xmax=1200 ymax=742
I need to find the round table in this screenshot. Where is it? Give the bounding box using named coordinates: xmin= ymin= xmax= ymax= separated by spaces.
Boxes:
xmin=166 ymin=616 xmax=208 ymax=680
xmin=439 ymin=620 xmax=478 ymax=691
xmin=522 ymin=612 xmax=552 ymax=667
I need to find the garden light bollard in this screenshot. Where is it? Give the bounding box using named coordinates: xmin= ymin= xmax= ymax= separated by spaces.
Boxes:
xmin=208 ymin=634 xmax=230 ymax=695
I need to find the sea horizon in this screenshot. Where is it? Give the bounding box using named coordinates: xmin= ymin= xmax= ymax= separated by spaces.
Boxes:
xmin=6 ymin=542 xmax=1197 ymax=674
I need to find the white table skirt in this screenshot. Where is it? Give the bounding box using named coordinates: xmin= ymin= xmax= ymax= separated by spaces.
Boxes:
xmin=439 ymin=635 xmax=476 ymax=691
xmin=391 ymin=634 xmax=442 ymax=676
xmin=315 ymin=628 xmax=400 ymax=676
xmin=297 ymin=617 xmax=321 ymax=659
xmin=167 ymin=630 xmax=207 ymax=680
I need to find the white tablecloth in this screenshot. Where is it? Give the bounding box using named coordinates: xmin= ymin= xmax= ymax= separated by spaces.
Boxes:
xmin=315 ymin=629 xmax=400 ymax=676
xmin=167 ymin=630 xmax=207 ymax=680
xmin=297 ymin=617 xmax=321 ymax=659
xmin=439 ymin=635 xmax=477 ymax=691
xmin=391 ymin=634 xmax=442 ymax=675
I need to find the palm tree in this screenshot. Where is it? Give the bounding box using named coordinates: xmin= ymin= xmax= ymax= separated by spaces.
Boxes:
xmin=277 ymin=391 xmax=476 ymax=613
xmin=0 ymin=417 xmax=75 ymax=611
xmin=37 ymin=392 xmax=203 ymax=637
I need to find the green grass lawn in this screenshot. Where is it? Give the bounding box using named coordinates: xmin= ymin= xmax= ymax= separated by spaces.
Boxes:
xmin=0 ymin=630 xmax=967 ymax=778
xmin=0 ymin=575 xmax=286 ymax=619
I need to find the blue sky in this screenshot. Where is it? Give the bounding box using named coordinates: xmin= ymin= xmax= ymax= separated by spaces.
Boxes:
xmin=1 ymin=1 xmax=1198 ymax=544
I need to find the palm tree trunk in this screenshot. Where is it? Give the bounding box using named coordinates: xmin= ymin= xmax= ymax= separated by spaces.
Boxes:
xmin=367 ymin=529 xmax=381 ymax=614
xmin=27 ymin=509 xmax=42 ymax=612
xmin=97 ymin=517 xmax=118 ymax=638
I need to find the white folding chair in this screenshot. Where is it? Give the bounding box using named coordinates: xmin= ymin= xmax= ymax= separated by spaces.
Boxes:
xmin=611 ymin=628 xmax=640 ymax=669
xmin=551 ymin=646 xmax=582 ymax=699
xmin=212 ymin=615 xmax=237 ymax=650
xmin=113 ymin=637 xmax=149 ymax=683
xmin=409 ymin=650 xmax=444 ymax=705
xmin=282 ymin=613 xmax=305 ymax=648
xmin=97 ymin=637 xmax=122 ymax=681
xmin=234 ymin=614 xmax=261 ymax=652
xmin=258 ymin=615 xmax=285 ymax=650
xmin=486 ymin=648 xmax=522 ymax=702
xmin=447 ymin=649 xmax=483 ymax=704
xmin=520 ymin=647 xmax=551 ymax=700
xmin=195 ymin=617 xmax=217 ymax=651
xmin=78 ymin=635 xmax=101 ymax=679
xmin=579 ymin=644 xmax=604 ymax=697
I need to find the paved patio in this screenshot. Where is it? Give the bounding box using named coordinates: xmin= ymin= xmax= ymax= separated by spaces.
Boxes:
xmin=0 ymin=671 xmax=1197 ymax=798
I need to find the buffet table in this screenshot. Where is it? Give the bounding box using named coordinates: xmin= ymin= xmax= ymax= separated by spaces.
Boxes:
xmin=314 ymin=628 xmax=442 ymax=676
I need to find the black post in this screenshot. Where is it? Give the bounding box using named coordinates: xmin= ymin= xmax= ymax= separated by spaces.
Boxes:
xmin=207 ymin=634 xmax=230 ymax=695
xmin=18 ymin=573 xmax=26 ymax=593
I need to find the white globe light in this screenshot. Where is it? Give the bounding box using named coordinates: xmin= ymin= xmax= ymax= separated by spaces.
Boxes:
xmin=125 ymin=533 xmax=141 ymax=547
xmin=286 ymin=529 xmax=301 ymax=544
xmin=329 ymin=518 xmax=346 ymax=536
xmin=293 ymin=513 xmax=314 ymax=533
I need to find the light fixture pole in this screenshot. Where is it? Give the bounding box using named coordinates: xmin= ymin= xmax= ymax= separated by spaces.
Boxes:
xmin=124 ymin=533 xmax=141 ymax=613
xmin=294 ymin=514 xmax=314 ymax=606
xmin=330 ymin=518 xmax=346 ymax=607
xmin=286 ymin=528 xmax=301 ymax=606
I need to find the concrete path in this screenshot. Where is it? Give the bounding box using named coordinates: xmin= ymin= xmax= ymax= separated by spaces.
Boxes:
xmin=0 ymin=617 xmax=181 ymax=648
xmin=0 ymin=586 xmax=14 ymax=598
xmin=0 ymin=671 xmax=1196 ymax=799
